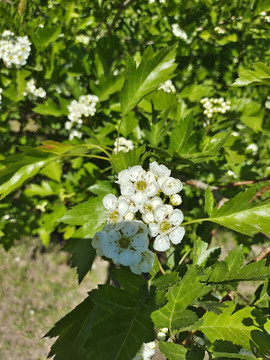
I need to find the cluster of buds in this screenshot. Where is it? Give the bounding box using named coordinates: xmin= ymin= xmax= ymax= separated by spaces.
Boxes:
xmin=65 ymin=94 xmax=99 ymax=140
xmin=113 ymin=137 xmax=134 ymax=153
xmin=201 ymin=97 xmax=231 ymax=118
xmin=92 ymin=162 xmax=184 ymax=274
xmin=0 ymin=30 xmax=31 ymax=68
xmin=23 ymin=79 xmax=46 ymax=100
xmin=158 ymin=80 xmax=176 ymax=93
xmin=260 ymin=11 xmax=270 ymax=23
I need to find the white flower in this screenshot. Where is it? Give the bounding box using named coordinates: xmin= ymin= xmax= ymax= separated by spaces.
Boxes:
xmin=92 ymin=221 xmax=150 ymax=267
xmin=158 ymin=80 xmax=176 ymax=93
xmin=160 ymin=176 xmax=182 ymax=195
xmin=172 ymin=24 xmax=188 ymax=41
xmin=246 ymin=143 xmax=258 ymax=154
xmin=139 ymin=196 xmax=163 ymax=224
xmin=24 ymin=79 xmax=46 ymax=100
xmin=114 ymin=137 xmax=134 ymax=153
xmin=201 ymin=97 xmax=230 ymax=118
xmin=149 ymin=161 xmax=171 ymax=178
xmin=0 ymin=31 xmax=31 ymax=68
xmin=149 ymin=205 xmax=185 ymax=251
xmin=117 ymin=166 xmax=159 ymax=204
xmin=130 ymin=249 xmax=155 ymax=274
xmin=103 ymin=194 xmax=129 ymax=223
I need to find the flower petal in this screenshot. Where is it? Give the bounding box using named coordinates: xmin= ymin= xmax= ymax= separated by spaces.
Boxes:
xmin=169 ymin=226 xmax=185 ymax=245
xmin=153 ymin=234 xmax=170 ymax=251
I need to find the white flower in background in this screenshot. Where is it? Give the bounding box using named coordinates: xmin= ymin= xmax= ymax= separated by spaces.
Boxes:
xmin=156 ymin=327 xmax=168 ymax=341
xmin=246 ymin=143 xmax=258 ymax=154
xmin=75 ymin=34 xmax=90 ymax=45
xmin=66 ymin=94 xmax=99 ymax=139
xmin=103 ymin=194 xmax=129 ymax=223
xmin=133 ymin=341 xmax=156 ymax=360
xmin=172 ymin=24 xmax=188 ymax=41
xmin=92 ymin=221 xmax=150 ymax=272
xmin=0 ymin=30 xmax=31 ymax=68
xmin=201 ymin=97 xmax=230 ymax=118
xmin=227 ymin=169 xmax=237 ymax=178
xmin=214 ymin=26 xmax=226 ymax=34
xmin=114 ymin=137 xmax=134 ymax=153
xmin=23 ymin=79 xmax=46 ymax=100
xmin=69 ymin=129 xmax=82 ymax=140
xmin=149 ymin=205 xmax=185 ymax=251
xmin=260 ymin=11 xmax=270 ymax=23
xmin=158 ymin=79 xmax=176 ymax=93
xmin=117 ymin=165 xmax=159 ymax=204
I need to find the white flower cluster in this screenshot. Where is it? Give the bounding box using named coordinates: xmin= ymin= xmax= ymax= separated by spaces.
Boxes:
xmin=260 ymin=11 xmax=270 ymax=23
xmin=158 ymin=80 xmax=176 ymax=93
xmin=113 ymin=137 xmax=134 ymax=153
xmin=65 ymin=94 xmax=99 ymax=140
xmin=201 ymin=97 xmax=231 ymax=118
xmin=92 ymin=162 xmax=184 ymax=274
xmin=23 ymin=79 xmax=46 ymax=100
xmin=0 ymin=30 xmax=31 ymax=68
xmin=171 ymin=24 xmax=188 ymax=41
xmin=133 ymin=341 xmax=156 ymax=360
xmin=75 ymin=34 xmax=90 ymax=45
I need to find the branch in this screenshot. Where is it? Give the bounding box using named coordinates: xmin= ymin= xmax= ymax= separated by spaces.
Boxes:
xmin=249 ymin=184 xmax=270 ymax=203
xmin=108 ymin=0 xmax=137 ymax=35
xmin=248 ymin=245 xmax=270 ymax=264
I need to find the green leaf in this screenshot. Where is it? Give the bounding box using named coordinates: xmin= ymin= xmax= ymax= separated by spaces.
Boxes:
xmin=120 ymin=46 xmax=177 ymax=116
xmin=186 ymin=187 xmax=270 ymax=236
xmin=151 ymin=267 xmax=205 ymax=332
xmin=32 ymin=25 xmax=62 ymax=51
xmin=212 ymin=352 xmax=259 ymax=359
xmin=24 ymin=180 xmax=57 ymax=197
xmin=0 ymin=155 xmax=55 ymax=199
xmin=90 ymin=73 xmax=124 ymax=102
xmin=240 ymin=101 xmax=264 ymax=132
xmin=64 ymin=237 xmax=96 ymax=283
xmin=111 ymin=144 xmax=148 ymax=173
xmin=208 ymin=246 xmax=270 ymax=283
xmin=193 ymin=238 xmax=221 ymax=267
xmin=204 ymin=185 xmax=214 ymax=216
xmin=198 ymin=302 xmax=270 ymax=353
xmin=232 ymin=62 xmax=270 ymax=87
xmin=46 ymin=296 xmax=95 ymax=359
xmin=85 ymin=269 xmax=156 ymax=360
xmin=169 ymin=111 xmax=194 ymax=156
xmin=33 ymin=98 xmax=68 ymax=117
xmin=158 ymin=342 xmax=187 ymax=360
xmin=88 ymin=180 xmax=115 ymax=196
xmin=59 ymin=197 xmax=106 ymax=236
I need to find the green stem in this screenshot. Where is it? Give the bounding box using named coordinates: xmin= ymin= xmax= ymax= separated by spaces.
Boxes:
xmin=181 ymin=218 xmax=207 ymax=226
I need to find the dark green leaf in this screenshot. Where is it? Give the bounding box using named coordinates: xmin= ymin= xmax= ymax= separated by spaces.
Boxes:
xmin=121 ymin=46 xmax=177 ymax=116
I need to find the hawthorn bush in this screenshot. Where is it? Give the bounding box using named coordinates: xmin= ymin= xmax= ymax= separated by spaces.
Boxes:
xmin=0 ymin=0 xmax=270 ymax=359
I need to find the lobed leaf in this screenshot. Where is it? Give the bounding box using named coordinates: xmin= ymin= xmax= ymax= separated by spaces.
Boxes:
xmin=120 ymin=46 xmax=177 ymax=116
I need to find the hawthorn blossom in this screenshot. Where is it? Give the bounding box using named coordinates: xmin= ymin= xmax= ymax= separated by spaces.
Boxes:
xmin=103 ymin=194 xmax=129 ymax=223
xmin=113 ymin=137 xmax=134 ymax=153
xmin=92 ymin=221 xmax=150 ymax=272
xmin=149 ymin=205 xmax=185 ymax=251
xmin=116 ymin=165 xmax=159 ymax=204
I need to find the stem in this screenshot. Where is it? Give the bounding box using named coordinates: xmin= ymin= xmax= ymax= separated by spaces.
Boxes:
xmin=156 ymin=254 xmax=166 ymax=275
xmin=181 ymin=218 xmax=206 ymax=226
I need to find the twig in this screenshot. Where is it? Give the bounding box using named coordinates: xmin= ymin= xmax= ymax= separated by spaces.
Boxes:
xmin=217 ymin=175 xmax=270 ymax=189
xmin=249 ymin=184 xmax=270 ymax=203
xmin=108 ymin=0 xmax=137 ymax=35
xmin=248 ymin=245 xmax=270 ymax=264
